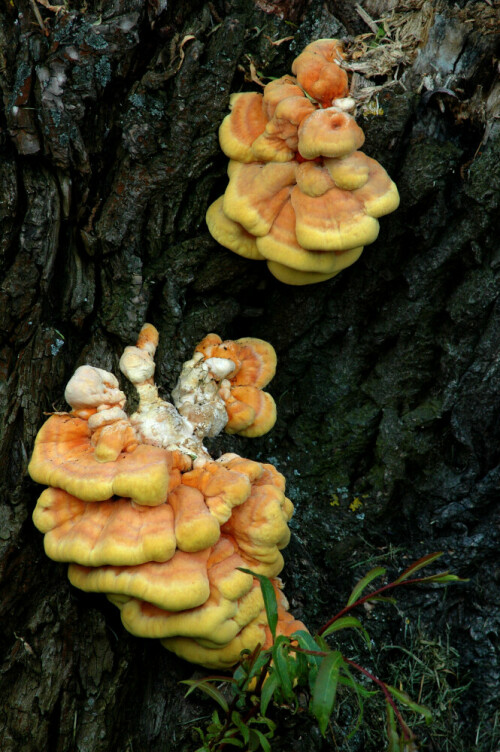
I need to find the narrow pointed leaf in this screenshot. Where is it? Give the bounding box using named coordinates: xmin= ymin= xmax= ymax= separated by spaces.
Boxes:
xmin=347 ymin=566 xmax=386 ymax=606
xmin=412 ymin=572 xmax=467 ymax=584
xmin=393 ymin=552 xmax=443 ymax=583
xmin=272 ymin=636 xmax=294 ymax=702
xmin=314 ymin=634 xmax=330 ymax=652
xmin=311 ymin=650 xmax=344 ymax=736
xmin=370 ymin=595 xmax=397 ymax=604
xmin=293 ymin=630 xmax=323 ymax=666
xmin=239 ymin=569 xmax=278 ymax=640
xmin=322 ymin=615 xmax=371 ymax=647
xmin=231 ymin=711 xmax=250 ymax=744
xmin=431 ymin=573 xmax=468 ymax=583
xmin=386 ymin=685 xmax=433 ymax=723
xmin=261 ymin=672 xmax=280 ymax=716
xmin=386 ymin=701 xmax=402 ymax=752
xmin=338 ymin=674 xmax=377 ymax=698
xmin=181 ymin=680 xmax=229 ymax=712
xmin=250 ymin=728 xmax=272 ymax=752
xmin=340 ymin=663 xmax=366 ymax=739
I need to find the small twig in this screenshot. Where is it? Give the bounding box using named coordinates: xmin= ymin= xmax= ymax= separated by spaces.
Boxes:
xmin=29 ymin=0 xmax=47 ymax=33
xmin=264 ymin=35 xmax=294 ymax=47
xmin=37 ymin=0 xmax=67 ymax=13
xmin=208 ymin=1 xmax=222 ymax=23
xmin=355 ymin=3 xmax=381 ymax=35
xmin=174 ymin=35 xmax=196 ymax=74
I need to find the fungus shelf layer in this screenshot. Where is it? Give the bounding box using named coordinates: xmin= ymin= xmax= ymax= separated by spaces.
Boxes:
xmin=30 ymin=324 xmax=305 ymax=668
xmin=206 ymin=38 xmax=399 ymax=285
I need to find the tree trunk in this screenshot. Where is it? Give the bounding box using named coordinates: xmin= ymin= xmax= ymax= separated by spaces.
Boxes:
xmin=1 ymin=1 xmax=498 ymax=750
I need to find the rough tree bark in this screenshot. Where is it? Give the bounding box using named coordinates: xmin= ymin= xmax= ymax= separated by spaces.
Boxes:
xmin=0 ymin=1 xmax=499 ymax=750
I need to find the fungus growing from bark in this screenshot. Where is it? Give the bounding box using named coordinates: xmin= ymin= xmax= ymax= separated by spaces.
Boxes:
xmin=30 ymin=324 xmax=304 ymax=669
xmin=195 ymin=334 xmax=277 ymax=437
xmin=206 ymin=38 xmax=399 ymax=285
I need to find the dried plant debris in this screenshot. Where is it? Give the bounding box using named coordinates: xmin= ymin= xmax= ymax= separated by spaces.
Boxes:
xmin=456 ymin=1 xmax=499 ymax=34
xmin=345 ymin=1 xmax=436 ymax=74
xmin=340 ymin=0 xmax=498 ymax=126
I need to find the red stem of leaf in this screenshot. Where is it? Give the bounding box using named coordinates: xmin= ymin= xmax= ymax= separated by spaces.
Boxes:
xmin=344 ymin=659 xmax=413 ymax=741
xmin=317 ymin=574 xmax=439 ymax=636
xmin=290 ymin=646 xmax=414 ymax=740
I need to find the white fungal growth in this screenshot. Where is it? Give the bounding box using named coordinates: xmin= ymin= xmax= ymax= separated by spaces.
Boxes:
xmin=330 ymin=97 xmax=356 ymax=112
xmin=65 ymin=366 xmax=126 ymax=410
xmin=119 ymin=346 xmax=155 ymax=384
xmin=88 ymin=406 xmax=129 ymax=430
xmin=65 ymin=326 xmax=237 ymax=461
xmin=172 ymin=355 xmax=229 ymax=440
xmin=204 ymin=357 xmax=236 ymax=380
xmin=117 ymin=326 xmax=232 ymax=460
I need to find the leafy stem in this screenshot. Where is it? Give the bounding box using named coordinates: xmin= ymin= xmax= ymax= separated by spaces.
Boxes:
xmin=183 ymin=551 xmax=464 ymax=751
xmin=317 ymin=552 xmax=464 ymax=636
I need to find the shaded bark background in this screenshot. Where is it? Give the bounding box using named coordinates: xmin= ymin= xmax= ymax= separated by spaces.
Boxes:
xmin=0 ymin=0 xmax=499 ymax=750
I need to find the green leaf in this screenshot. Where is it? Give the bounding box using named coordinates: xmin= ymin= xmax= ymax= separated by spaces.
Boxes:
xmin=251 ymin=715 xmax=276 ymax=733
xmin=232 ymin=664 xmax=247 ymax=685
xmin=291 ymin=630 xmax=323 ymax=690
xmin=260 ymin=672 xmax=280 ymax=716
xmin=393 ymin=552 xmax=443 ymax=583
xmin=386 ymin=685 xmax=433 ymax=723
xmin=314 ymin=634 xmax=330 ymax=652
xmin=410 ymin=572 xmax=467 ymax=585
xmin=210 ymin=709 xmax=221 ymax=727
xmin=271 ymin=636 xmax=295 ymax=702
xmin=311 ymin=650 xmax=344 ymax=736
xmin=428 ymin=573 xmax=467 ymax=583
xmin=340 ymin=662 xmax=365 ymax=739
xmin=231 ymin=711 xmax=250 ymax=744
xmin=239 ymin=569 xmax=278 ymax=640
xmin=289 ymin=645 xmax=309 ymax=685
xmin=321 ymin=615 xmax=371 ymax=647
xmin=385 ymin=701 xmax=402 ymax=752
xmin=292 ymin=630 xmax=323 ymax=665
xmin=234 ymin=647 xmax=270 ymax=689
xmin=249 ymin=728 xmax=272 ymax=752
xmin=246 ymin=650 xmax=272 ymax=682
xmin=219 ymin=738 xmax=244 ymax=747
xmin=181 ymin=679 xmax=229 ymax=713
xmin=337 ymin=674 xmax=377 ymax=698
xmin=347 ymin=566 xmax=386 ymax=606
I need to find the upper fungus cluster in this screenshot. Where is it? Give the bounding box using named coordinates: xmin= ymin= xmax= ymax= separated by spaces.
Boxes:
xmin=29 ymin=324 xmax=304 ymax=669
xmin=207 ymin=39 xmax=400 ymax=285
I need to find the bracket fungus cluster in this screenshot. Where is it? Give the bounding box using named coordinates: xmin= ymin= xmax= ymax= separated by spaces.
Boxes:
xmin=206 ymin=39 xmax=399 ymax=285
xmin=29 ymin=324 xmax=305 ymax=668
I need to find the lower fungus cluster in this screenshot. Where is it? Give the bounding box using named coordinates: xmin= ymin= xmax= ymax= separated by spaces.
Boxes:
xmin=29 ymin=324 xmax=305 ymax=669
xmin=206 ymin=39 xmax=400 ymax=285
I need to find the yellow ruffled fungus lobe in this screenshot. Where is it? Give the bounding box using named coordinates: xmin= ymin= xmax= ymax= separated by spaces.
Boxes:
xmin=206 ymin=38 xmax=399 ymax=285
xmin=28 ymin=414 xmax=171 ymax=506
xmin=162 ymin=578 xmax=307 ymax=670
xmin=32 ymin=487 xmax=177 ymax=566
xmin=195 ymin=334 xmax=277 ymax=437
xmin=30 ymin=324 xmax=302 ymax=669
xmin=32 ymin=451 xmax=298 ymax=667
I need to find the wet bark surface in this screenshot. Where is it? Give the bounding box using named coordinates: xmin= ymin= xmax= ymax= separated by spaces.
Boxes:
xmin=0 ymin=1 xmax=499 ymax=750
